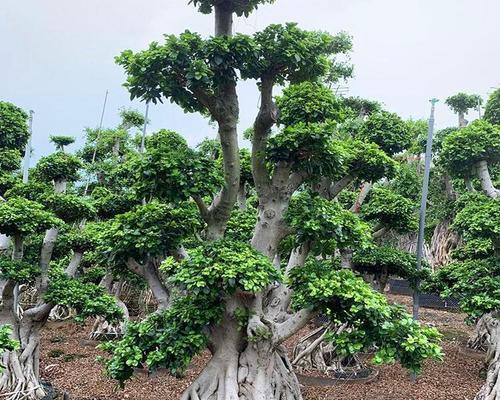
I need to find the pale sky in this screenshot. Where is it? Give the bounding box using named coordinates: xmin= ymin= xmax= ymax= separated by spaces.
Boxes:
xmin=1 ymin=0 xmax=499 ymax=161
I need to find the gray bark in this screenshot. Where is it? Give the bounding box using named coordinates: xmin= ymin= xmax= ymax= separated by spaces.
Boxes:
xmin=475 ymin=313 xmax=500 ymax=400
xmin=126 ymin=258 xmax=170 ymax=310
xmin=476 ymin=160 xmax=500 ymax=199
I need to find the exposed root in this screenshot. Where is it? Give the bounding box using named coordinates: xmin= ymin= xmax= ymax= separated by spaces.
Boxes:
xmin=0 ymin=351 xmax=45 ymax=400
xmin=292 ymin=323 xmax=369 ymax=379
xmin=89 ymin=299 xmax=129 ymax=341
xmin=475 ymin=314 xmax=500 ymax=400
xmin=469 ymin=314 xmax=492 ymax=352
xmin=48 ymin=306 xmax=75 ymax=322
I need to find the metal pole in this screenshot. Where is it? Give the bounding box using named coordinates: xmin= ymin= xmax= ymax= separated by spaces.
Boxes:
xmin=84 ymin=90 xmax=108 ymax=195
xmin=140 ymin=102 xmax=149 ymax=154
xmin=413 ymin=98 xmax=438 ymax=321
xmin=22 ymin=110 xmax=34 ymax=183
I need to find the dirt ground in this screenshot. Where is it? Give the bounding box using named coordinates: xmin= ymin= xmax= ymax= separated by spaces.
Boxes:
xmin=39 ymin=295 xmax=484 ymax=400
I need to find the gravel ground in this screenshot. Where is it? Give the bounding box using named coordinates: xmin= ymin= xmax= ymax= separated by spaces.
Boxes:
xmin=38 ymin=295 xmax=484 ymax=400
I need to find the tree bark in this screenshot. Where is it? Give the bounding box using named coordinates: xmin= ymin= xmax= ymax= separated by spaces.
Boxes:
xmin=90 ymin=276 xmax=129 ymax=340
xmin=475 ymin=313 xmax=500 ymax=400
xmin=476 ymin=160 xmax=500 ymax=199
xmin=214 ymin=3 xmax=233 ymax=37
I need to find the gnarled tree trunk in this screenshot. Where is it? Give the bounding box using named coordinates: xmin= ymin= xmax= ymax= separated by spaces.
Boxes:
xmin=430 ymin=219 xmax=461 ymax=270
xmin=475 ymin=313 xmax=500 ymax=400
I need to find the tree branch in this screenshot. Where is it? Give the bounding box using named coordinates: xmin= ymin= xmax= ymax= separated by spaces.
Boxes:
xmin=252 ymin=78 xmax=277 ymax=195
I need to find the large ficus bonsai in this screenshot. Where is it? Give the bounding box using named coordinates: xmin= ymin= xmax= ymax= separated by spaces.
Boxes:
xmin=0 ymin=126 xmax=122 ymax=400
xmin=98 ymin=2 xmax=443 ymax=399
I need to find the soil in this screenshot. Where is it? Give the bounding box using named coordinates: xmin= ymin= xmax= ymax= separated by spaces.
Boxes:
xmin=38 ymin=295 xmax=484 ymax=400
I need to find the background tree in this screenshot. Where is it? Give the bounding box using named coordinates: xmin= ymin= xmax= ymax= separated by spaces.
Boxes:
xmin=0 ymin=131 xmax=122 ymax=399
xmin=445 ymin=92 xmax=483 ymax=128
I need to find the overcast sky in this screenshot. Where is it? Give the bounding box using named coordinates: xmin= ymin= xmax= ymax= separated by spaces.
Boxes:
xmin=1 ymin=0 xmax=499 ymax=161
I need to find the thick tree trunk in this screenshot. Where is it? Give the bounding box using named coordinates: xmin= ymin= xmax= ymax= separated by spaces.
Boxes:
xmin=182 ymin=327 xmax=301 ymax=400
xmin=476 ymin=160 xmax=500 ymax=199
xmin=458 ymin=112 xmax=468 ymax=128
xmin=430 ymin=219 xmax=461 ymax=270
xmin=475 ymin=314 xmax=500 ymax=400
xmin=0 ymin=298 xmax=52 ymax=400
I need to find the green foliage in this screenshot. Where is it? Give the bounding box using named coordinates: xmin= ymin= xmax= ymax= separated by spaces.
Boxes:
xmin=34 ymin=152 xmax=82 ymax=183
xmin=0 ymin=175 xmax=21 ymax=197
xmin=344 ymin=140 xmax=398 ymax=182
xmin=0 ymin=102 xmax=29 ymax=152
xmin=484 ymin=89 xmax=500 ymax=125
xmin=101 ymin=202 xmax=200 ymax=264
xmin=289 ymin=259 xmax=442 ymax=373
xmin=0 ymin=197 xmax=62 ymax=237
xmin=42 ymin=193 xmax=96 ymax=223
xmin=439 ymin=119 xmax=500 ymax=176
xmin=45 ymin=274 xmax=123 ymax=322
xmin=424 ymin=257 xmax=499 ymax=320
xmin=342 ymin=97 xmax=381 ymax=118
xmin=0 ymin=257 xmax=39 ymax=283
xmin=445 ymin=92 xmax=482 ymax=114
xmin=116 ymin=24 xmax=349 ymax=110
xmin=267 ymin=121 xmax=345 ymax=178
xmin=275 ymin=82 xmax=344 ymax=126
xmin=286 ymin=191 xmax=371 ymax=254
xmin=125 ymin=130 xmax=222 ymax=202
xmin=188 ymin=0 xmax=275 ymax=16
xmin=90 ymin=187 xmax=140 ymax=220
xmin=50 ymin=135 xmax=75 ymax=150
xmin=0 ymin=325 xmax=19 ymax=354
xmin=119 ymin=109 xmax=145 ymax=130
xmin=358 ymin=111 xmax=412 ymax=155
xmin=239 ymin=148 xmax=253 ymax=186
xmin=0 ymin=150 xmax=22 ymax=172
xmin=352 ymin=246 xmax=427 ymax=284
xmin=166 ymin=240 xmax=280 ymax=294
xmin=246 ymin=24 xmax=351 ymax=85
xmin=388 ymin=162 xmax=422 ymax=201
xmin=101 ymin=294 xmax=223 ymax=384
xmin=362 ymin=188 xmax=417 ymax=233
xmin=452 ymin=192 xmax=500 ymax=245
xmin=225 ymin=207 xmax=257 ymax=242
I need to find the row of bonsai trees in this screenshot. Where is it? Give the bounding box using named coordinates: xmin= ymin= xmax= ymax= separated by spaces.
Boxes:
xmin=0 ymin=1 xmax=498 ymax=399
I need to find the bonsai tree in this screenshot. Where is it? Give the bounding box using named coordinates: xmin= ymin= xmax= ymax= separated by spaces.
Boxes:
xmin=424 ymin=192 xmax=499 ymax=400
xmin=0 ymin=102 xmax=29 ymax=254
xmin=445 ymin=92 xmax=483 ymax=128
xmin=0 ymin=138 xmax=122 ymax=399
xmin=439 ymin=119 xmax=500 ymax=198
xmin=484 ymin=88 xmax=500 ymax=126
xmin=99 ymin=2 xmax=443 ymax=399
xmin=49 ymin=135 xmax=75 ymax=152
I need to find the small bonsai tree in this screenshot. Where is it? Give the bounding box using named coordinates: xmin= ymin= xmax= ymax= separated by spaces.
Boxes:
xmin=439 ymin=119 xmax=500 ymax=198
xmin=445 ymin=92 xmax=483 ymax=128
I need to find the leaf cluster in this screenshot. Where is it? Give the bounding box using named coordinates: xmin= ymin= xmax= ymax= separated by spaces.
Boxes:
xmin=289 ymin=259 xmax=442 ymax=373
xmin=285 ymin=191 xmax=371 ymax=254
xmin=166 ymin=240 xmax=280 ymax=294
xmin=362 ymin=188 xmax=418 ymax=233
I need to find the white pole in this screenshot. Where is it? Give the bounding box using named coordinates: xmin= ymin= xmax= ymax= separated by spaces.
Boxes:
xmin=84 ymin=90 xmax=108 ymax=195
